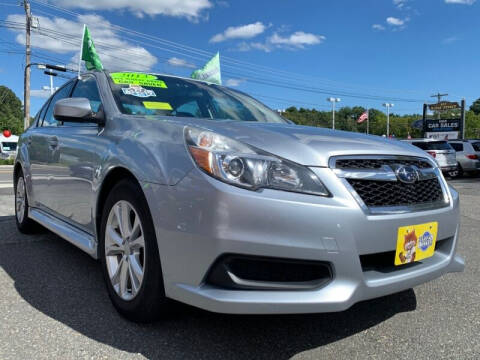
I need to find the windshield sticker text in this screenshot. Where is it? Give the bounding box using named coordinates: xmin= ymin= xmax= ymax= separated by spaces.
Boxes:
xmin=121 ymin=85 xmax=156 ymax=98
xmin=111 ymin=72 xmax=167 ymax=88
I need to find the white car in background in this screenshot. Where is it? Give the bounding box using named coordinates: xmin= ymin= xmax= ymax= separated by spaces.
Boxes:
xmin=403 ymin=139 xmax=457 ymax=175
xmin=0 ymin=134 xmax=19 ymax=160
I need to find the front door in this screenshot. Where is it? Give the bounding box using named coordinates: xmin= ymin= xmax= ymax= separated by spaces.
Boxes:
xmin=48 ymin=75 xmax=104 ymax=234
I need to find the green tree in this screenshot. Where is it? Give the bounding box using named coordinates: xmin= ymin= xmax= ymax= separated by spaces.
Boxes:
xmin=469 ymin=98 xmax=480 ymax=115
xmin=0 ymin=85 xmax=23 ymax=135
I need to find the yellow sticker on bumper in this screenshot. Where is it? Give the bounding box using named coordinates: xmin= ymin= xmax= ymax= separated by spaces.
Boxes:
xmin=110 ymin=72 xmax=167 ymax=88
xmin=142 ymin=101 xmax=173 ymax=110
xmin=395 ymin=222 xmax=438 ymax=266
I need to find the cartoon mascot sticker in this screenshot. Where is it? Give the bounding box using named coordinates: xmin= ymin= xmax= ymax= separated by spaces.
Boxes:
xmin=399 ymin=230 xmax=417 ymax=264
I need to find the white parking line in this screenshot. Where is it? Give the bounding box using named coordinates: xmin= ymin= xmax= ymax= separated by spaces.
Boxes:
xmin=0 ymin=184 xmax=12 ymax=189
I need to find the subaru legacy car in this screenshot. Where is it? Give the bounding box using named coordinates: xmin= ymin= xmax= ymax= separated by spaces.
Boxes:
xmin=14 ymin=71 xmax=464 ymax=322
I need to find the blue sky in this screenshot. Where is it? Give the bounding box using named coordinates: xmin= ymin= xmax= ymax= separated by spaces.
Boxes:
xmin=0 ymin=0 xmax=479 ymax=116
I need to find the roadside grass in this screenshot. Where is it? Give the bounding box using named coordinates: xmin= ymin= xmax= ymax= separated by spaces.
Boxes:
xmin=0 ymin=159 xmax=14 ymax=165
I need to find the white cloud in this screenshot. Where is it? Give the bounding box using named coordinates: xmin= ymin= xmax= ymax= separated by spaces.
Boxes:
xmin=393 ymin=0 xmax=408 ymax=9
xmin=445 ymin=0 xmax=476 ymax=4
xmin=225 ymin=78 xmax=246 ymax=87
xmin=443 ymin=36 xmax=459 ymax=44
xmin=232 ymin=30 xmax=325 ymax=52
xmin=372 ymin=24 xmax=386 ymax=31
xmin=167 ymin=57 xmax=196 ymax=68
xmin=386 ymin=17 xmax=405 ymax=26
xmin=7 ymin=13 xmax=157 ymax=71
xmin=51 ymin=0 xmax=212 ymax=20
xmin=268 ymin=31 xmax=325 ymax=48
xmin=210 ymin=22 xmax=266 ymax=43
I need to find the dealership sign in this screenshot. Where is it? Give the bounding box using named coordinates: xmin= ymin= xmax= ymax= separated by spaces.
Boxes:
xmin=425 ymin=118 xmax=461 ymax=132
xmin=428 ymin=101 xmax=460 ymax=111
xmin=424 ymin=118 xmax=461 ymax=140
xmin=422 ymin=99 xmax=465 ymax=139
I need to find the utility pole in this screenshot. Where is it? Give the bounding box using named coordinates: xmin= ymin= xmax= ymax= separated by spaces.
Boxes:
xmin=23 ymin=0 xmax=32 ymax=130
xmin=430 ymin=92 xmax=448 ymax=103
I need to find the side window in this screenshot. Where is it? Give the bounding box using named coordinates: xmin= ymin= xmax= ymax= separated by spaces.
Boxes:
xmin=64 ymin=76 xmax=102 ymax=127
xmin=450 ymin=143 xmax=463 ymax=152
xmin=42 ymin=82 xmax=75 ymax=127
xmin=71 ymin=76 xmax=101 ymax=112
xmin=173 ymin=100 xmax=201 ymax=117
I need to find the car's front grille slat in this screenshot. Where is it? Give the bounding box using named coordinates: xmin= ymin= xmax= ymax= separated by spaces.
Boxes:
xmin=336 ymin=158 xmax=432 ymax=169
xmin=347 ymin=178 xmax=443 ymax=207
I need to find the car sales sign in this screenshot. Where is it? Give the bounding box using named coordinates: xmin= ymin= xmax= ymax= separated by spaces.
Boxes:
xmin=425 ymin=118 xmax=461 ymax=139
xmin=425 ymin=118 xmax=461 ymax=132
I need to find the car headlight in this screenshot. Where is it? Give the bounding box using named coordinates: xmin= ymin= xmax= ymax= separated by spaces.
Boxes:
xmin=185 ymin=127 xmax=330 ymax=197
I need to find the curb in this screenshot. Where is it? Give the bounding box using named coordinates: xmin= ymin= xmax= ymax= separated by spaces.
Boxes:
xmin=0 ymin=165 xmax=14 ymax=169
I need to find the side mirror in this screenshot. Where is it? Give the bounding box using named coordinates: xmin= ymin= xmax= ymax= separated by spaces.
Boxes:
xmin=54 ymin=97 xmax=104 ymax=125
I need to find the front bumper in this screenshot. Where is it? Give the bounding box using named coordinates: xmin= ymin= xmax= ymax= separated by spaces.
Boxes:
xmin=142 ymin=167 xmax=464 ymax=314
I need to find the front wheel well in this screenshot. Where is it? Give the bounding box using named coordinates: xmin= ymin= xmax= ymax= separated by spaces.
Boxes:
xmin=13 ymin=162 xmax=23 ymax=183
xmin=95 ymin=167 xmax=143 ymax=239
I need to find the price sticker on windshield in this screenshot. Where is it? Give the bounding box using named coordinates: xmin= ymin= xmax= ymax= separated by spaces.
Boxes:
xmin=111 ymin=73 xmax=167 ymax=88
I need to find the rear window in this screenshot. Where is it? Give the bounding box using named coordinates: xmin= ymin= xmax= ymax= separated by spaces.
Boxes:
xmin=449 ymin=143 xmax=463 ymax=152
xmin=472 ymin=142 xmax=480 ymax=152
xmin=412 ymin=141 xmax=453 ymax=151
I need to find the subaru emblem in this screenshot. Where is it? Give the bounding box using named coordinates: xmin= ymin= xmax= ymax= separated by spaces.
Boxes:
xmin=395 ymin=165 xmax=418 ymax=184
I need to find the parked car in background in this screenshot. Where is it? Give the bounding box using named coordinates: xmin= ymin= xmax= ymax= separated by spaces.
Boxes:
xmin=14 ymin=71 xmax=464 ymax=322
xmin=448 ymin=140 xmax=480 ymax=176
xmin=402 ymin=139 xmax=457 ymax=175
xmin=0 ymin=134 xmax=19 ymax=160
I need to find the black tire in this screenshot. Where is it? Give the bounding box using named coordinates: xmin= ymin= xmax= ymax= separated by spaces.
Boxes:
xmin=99 ymin=179 xmax=172 ymax=323
xmin=456 ymin=163 xmax=464 ymax=178
xmin=14 ymin=169 xmax=41 ymax=234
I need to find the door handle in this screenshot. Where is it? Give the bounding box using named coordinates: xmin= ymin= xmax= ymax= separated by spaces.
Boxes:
xmin=48 ymin=136 xmax=59 ymax=150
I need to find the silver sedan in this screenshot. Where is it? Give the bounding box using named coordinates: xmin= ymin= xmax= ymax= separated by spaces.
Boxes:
xmin=14 ymin=71 xmax=464 ymax=322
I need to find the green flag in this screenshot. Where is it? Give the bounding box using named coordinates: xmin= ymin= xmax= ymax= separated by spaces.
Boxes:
xmin=191 ymin=52 xmax=221 ymax=85
xmin=81 ymin=25 xmax=103 ymax=71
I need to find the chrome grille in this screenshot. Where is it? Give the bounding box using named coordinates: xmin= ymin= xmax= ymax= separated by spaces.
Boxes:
xmin=330 ymin=156 xmax=448 ymax=214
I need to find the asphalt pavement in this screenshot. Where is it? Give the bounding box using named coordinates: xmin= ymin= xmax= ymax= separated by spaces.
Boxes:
xmin=0 ymin=167 xmax=479 ymax=359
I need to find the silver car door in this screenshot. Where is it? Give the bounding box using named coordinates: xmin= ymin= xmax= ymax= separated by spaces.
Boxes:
xmin=48 ymin=75 xmax=103 ymax=234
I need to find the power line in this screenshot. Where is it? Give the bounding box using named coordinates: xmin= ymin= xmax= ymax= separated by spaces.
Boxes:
xmin=1 ymin=20 xmax=430 ymax=104
xmin=26 ymin=0 xmax=434 ymax=99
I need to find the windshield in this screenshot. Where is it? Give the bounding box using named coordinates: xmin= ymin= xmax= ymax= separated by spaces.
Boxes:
xmin=108 ymin=72 xmax=287 ymax=123
xmin=412 ymin=141 xmax=453 ymax=151
xmin=1 ymin=142 xmax=17 ymax=151
xmin=472 ymin=142 xmax=480 ymax=152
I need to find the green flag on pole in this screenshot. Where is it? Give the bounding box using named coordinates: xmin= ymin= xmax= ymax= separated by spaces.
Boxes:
xmin=80 ymin=25 xmax=103 ymax=71
xmin=191 ymin=52 xmax=221 ymax=85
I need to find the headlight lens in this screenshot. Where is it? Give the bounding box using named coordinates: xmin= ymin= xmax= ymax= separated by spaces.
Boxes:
xmin=185 ymin=127 xmax=330 ymax=197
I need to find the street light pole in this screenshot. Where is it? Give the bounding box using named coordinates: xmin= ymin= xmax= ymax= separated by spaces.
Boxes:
xmin=327 ymin=97 xmax=341 ymax=130
xmin=382 ymin=103 xmax=394 ymax=137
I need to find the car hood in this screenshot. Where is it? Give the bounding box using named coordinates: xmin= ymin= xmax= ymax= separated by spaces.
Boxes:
xmin=186 ymin=121 xmax=427 ymax=167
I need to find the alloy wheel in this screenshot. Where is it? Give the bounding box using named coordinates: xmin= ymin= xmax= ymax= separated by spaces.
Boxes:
xmin=105 ymin=200 xmax=146 ymax=301
xmin=16 ymin=177 xmax=26 ymax=223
